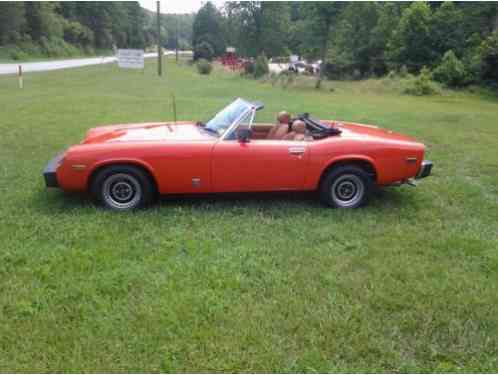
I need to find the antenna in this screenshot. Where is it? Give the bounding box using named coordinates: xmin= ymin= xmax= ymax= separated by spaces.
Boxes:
xmin=171 ymin=93 xmax=177 ymax=123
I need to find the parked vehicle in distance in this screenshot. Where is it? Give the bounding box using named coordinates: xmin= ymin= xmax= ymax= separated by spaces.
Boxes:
xmin=43 ymin=98 xmax=433 ymax=211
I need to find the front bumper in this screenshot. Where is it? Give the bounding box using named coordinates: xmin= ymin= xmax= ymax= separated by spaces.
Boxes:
xmin=43 ymin=152 xmax=65 ymax=188
xmin=416 ymin=160 xmax=433 ymax=179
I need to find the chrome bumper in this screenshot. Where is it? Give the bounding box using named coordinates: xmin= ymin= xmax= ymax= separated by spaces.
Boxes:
xmin=416 ymin=160 xmax=433 ymax=179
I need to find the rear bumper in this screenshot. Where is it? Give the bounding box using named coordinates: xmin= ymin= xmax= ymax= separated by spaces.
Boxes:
xmin=43 ymin=152 xmax=65 ymax=188
xmin=416 ymin=160 xmax=433 ymax=179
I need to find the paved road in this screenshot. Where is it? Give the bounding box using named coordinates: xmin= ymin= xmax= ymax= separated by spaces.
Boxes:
xmin=0 ymin=51 xmax=187 ymax=75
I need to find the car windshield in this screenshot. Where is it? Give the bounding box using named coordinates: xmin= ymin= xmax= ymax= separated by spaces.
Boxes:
xmin=205 ymin=98 xmax=252 ymax=136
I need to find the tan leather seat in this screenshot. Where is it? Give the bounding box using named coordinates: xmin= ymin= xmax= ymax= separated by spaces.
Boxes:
xmin=283 ymin=120 xmax=306 ymax=141
xmin=267 ymin=111 xmax=291 ymax=140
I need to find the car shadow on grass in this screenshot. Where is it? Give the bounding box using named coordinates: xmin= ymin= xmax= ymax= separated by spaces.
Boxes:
xmin=33 ymin=185 xmax=413 ymax=215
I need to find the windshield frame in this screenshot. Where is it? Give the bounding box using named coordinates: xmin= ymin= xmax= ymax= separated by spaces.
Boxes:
xmin=204 ymin=98 xmax=255 ymax=140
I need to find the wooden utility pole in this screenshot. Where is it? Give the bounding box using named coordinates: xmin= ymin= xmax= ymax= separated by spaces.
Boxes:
xmin=157 ymin=1 xmax=162 ymax=76
xmin=175 ymin=16 xmax=179 ymax=63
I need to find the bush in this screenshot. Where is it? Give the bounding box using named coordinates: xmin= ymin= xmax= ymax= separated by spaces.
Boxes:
xmin=387 ymin=70 xmax=397 ymax=79
xmin=9 ymin=48 xmax=29 ymax=61
xmin=403 ymin=67 xmax=439 ymax=95
xmin=433 ymin=50 xmax=468 ymax=87
xmin=196 ymin=59 xmax=212 ymax=75
xmin=193 ymin=41 xmax=214 ymax=61
xmin=253 ymin=54 xmax=269 ymax=78
xmin=399 ymin=65 xmax=409 ymax=78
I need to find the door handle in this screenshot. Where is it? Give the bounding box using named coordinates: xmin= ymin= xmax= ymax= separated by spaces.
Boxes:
xmin=288 ymin=146 xmax=305 ymax=155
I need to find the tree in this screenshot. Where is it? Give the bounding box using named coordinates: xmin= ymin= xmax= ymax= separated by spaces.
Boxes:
xmin=388 ymin=2 xmax=433 ymax=72
xmin=371 ymin=3 xmax=406 ymax=74
xmin=258 ymin=2 xmax=290 ymax=57
xmin=222 ymin=2 xmax=290 ymax=58
xmin=192 ymin=2 xmax=225 ymax=58
xmin=25 ymin=2 xmax=64 ymax=42
xmin=433 ymin=50 xmax=468 ymax=87
xmin=124 ymin=2 xmax=146 ymax=48
xmin=431 ymin=2 xmax=465 ymax=60
xmin=303 ymin=2 xmax=343 ymax=88
xmin=0 ymin=2 xmax=25 ymax=44
xmin=478 ymin=30 xmax=498 ymax=83
xmin=329 ymin=3 xmax=380 ymax=77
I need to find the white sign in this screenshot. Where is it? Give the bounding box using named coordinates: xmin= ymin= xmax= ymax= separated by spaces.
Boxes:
xmin=290 ymin=55 xmax=299 ymax=63
xmin=117 ymin=49 xmax=144 ymax=69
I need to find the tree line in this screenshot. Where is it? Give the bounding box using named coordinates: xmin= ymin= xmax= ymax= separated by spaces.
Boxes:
xmin=0 ymin=2 xmax=193 ymax=60
xmin=193 ymin=1 xmax=498 ymax=87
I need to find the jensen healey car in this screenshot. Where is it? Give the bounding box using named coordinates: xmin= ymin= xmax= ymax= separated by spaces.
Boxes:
xmin=43 ymin=98 xmax=432 ymax=211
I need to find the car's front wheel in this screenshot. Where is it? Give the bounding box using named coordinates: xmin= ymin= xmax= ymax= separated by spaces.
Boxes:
xmin=91 ymin=165 xmax=155 ymax=211
xmin=319 ymin=165 xmax=373 ymax=208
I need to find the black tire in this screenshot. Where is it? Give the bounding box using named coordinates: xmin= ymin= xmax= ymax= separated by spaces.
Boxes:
xmin=91 ymin=165 xmax=155 ymax=211
xmin=319 ymin=165 xmax=373 ymax=208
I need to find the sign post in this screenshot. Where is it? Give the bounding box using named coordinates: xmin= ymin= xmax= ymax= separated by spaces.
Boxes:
xmin=157 ymin=1 xmax=162 ymax=76
xmin=18 ymin=65 xmax=23 ymax=89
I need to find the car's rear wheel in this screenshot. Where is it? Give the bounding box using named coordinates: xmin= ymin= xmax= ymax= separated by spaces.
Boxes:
xmin=91 ymin=165 xmax=155 ymax=211
xmin=319 ymin=165 xmax=373 ymax=208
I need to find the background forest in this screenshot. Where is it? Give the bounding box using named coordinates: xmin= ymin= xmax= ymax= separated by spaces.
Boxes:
xmin=0 ymin=1 xmax=497 ymax=88
xmin=0 ymin=2 xmax=193 ymax=60
xmin=193 ymin=2 xmax=498 ymax=87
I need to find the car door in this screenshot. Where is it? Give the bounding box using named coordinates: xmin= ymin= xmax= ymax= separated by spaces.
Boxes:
xmin=211 ymin=138 xmax=309 ymax=192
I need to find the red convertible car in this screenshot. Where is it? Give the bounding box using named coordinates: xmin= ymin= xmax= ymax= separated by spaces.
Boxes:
xmin=43 ymin=98 xmax=432 ymax=210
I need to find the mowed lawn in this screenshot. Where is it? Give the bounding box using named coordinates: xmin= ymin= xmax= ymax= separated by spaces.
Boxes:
xmin=1 ymin=59 xmax=497 ymax=372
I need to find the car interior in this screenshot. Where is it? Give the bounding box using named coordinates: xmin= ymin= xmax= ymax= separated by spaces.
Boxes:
xmin=244 ymin=111 xmax=340 ymax=141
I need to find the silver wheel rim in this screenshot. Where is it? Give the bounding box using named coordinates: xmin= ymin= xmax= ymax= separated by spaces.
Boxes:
xmin=102 ymin=173 xmax=142 ymax=210
xmin=331 ymin=174 xmax=364 ymax=208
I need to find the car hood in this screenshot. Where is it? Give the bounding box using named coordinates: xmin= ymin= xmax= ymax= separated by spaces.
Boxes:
xmin=82 ymin=122 xmax=215 ymax=144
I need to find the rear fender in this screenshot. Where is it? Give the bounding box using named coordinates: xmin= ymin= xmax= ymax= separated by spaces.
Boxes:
xmin=314 ymin=155 xmax=378 ymax=189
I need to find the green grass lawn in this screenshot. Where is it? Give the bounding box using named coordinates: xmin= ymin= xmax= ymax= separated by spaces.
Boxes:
xmin=1 ymin=59 xmax=497 ymax=372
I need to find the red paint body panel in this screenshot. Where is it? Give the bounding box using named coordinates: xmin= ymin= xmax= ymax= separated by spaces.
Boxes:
xmin=54 ymin=120 xmax=426 ymax=194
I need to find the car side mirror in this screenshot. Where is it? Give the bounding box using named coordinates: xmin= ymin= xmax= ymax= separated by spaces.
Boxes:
xmin=237 ymin=128 xmax=252 ymax=143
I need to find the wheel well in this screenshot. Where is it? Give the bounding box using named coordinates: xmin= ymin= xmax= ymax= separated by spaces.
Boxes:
xmin=318 ymin=159 xmax=377 ymax=188
xmin=88 ymin=162 xmax=158 ymax=193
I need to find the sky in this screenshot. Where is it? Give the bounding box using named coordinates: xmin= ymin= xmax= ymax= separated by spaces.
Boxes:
xmin=139 ymin=0 xmax=225 ymax=14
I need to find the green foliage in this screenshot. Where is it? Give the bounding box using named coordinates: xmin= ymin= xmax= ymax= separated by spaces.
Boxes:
xmin=9 ymin=48 xmax=29 ymax=61
xmin=399 ymin=65 xmax=409 ymax=78
xmin=192 ymin=2 xmax=225 ymax=58
xmin=224 ymin=2 xmax=291 ymax=58
xmin=193 ymin=41 xmax=214 ymax=61
xmin=196 ymin=58 xmax=213 ymax=75
xmin=403 ymin=66 xmax=439 ymax=95
xmin=430 ymin=2 xmax=465 ymax=60
xmin=63 ymin=20 xmax=94 ymax=46
xmin=478 ymin=30 xmax=498 ymax=84
xmin=0 ymin=2 xmax=25 ymax=44
xmin=329 ymin=3 xmax=381 ymax=77
xmin=160 ymin=13 xmax=194 ymax=50
xmin=0 ymin=2 xmax=148 ymax=59
xmin=433 ymin=50 xmax=469 ymax=87
xmin=388 ymin=2 xmax=433 ymax=72
xmin=39 ymin=36 xmax=81 ymax=58
xmin=253 ymin=54 xmax=269 ymax=78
